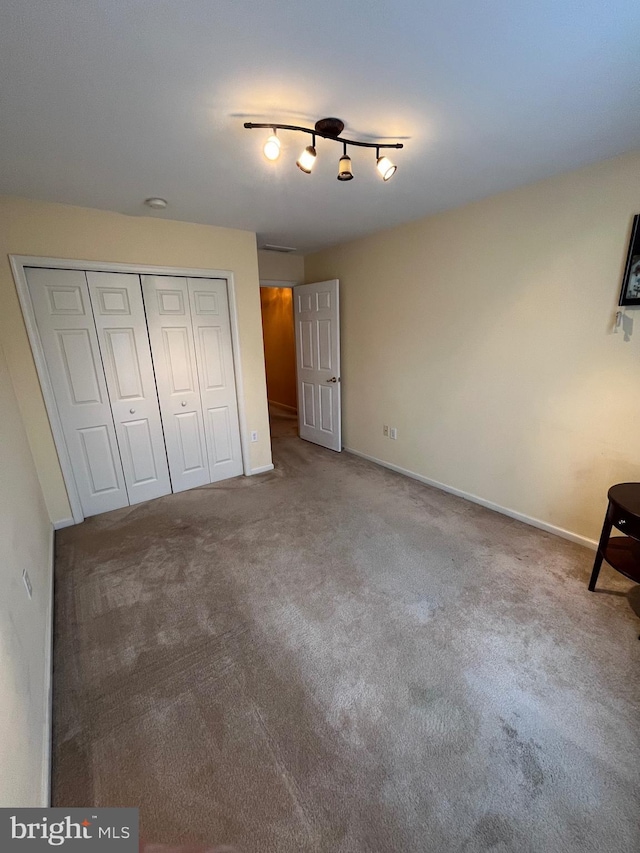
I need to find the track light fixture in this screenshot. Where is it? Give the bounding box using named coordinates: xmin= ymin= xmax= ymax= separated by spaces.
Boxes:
xmin=263 ymin=130 xmax=281 ymax=161
xmin=337 ymin=143 xmax=354 ymax=182
xmin=296 ymin=135 xmax=317 ymax=173
xmin=244 ymin=117 xmax=402 ymax=183
xmin=376 ymin=147 xmax=397 ymax=182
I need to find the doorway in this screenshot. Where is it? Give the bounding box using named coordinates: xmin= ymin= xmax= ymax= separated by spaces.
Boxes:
xmin=259 ymin=285 xmax=297 ymax=438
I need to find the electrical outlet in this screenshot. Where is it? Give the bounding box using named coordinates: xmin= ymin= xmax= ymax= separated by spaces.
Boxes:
xmin=22 ymin=569 xmax=33 ymax=599
xmin=390 ymin=427 xmax=398 ymax=440
xmin=383 ymin=424 xmax=389 ymax=437
xmin=250 ymin=430 xmax=258 ymax=442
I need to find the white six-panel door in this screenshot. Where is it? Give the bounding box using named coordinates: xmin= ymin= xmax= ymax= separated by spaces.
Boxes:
xmin=86 ymin=271 xmax=172 ymax=504
xmin=294 ymin=279 xmax=341 ymax=451
xmin=141 ymin=275 xmax=210 ymax=492
xmin=25 ymin=267 xmax=129 ymax=516
xmin=187 ymin=278 xmax=243 ymax=481
xmin=26 ymin=268 xmax=244 ymax=518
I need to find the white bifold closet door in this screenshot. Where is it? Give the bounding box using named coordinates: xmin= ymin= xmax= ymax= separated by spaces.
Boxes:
xmin=85 ymin=272 xmax=172 ymax=504
xmin=25 ymin=268 xmax=130 ymax=516
xmin=141 ymin=275 xmax=243 ymax=491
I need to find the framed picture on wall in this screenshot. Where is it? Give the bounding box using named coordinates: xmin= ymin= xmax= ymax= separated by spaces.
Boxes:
xmin=619 ymin=214 xmax=640 ymax=306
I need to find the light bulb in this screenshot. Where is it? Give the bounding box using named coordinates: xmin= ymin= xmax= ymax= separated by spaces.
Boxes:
xmin=337 ymin=154 xmax=353 ymax=181
xmin=263 ymin=133 xmax=281 ymax=161
xmin=296 ymin=145 xmax=317 ymax=173
xmin=376 ymin=156 xmax=397 ymax=181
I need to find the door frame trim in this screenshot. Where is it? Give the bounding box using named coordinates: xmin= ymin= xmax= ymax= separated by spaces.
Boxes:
xmin=259 ymin=279 xmax=298 ymax=289
xmin=10 ymin=255 xmax=251 ymax=525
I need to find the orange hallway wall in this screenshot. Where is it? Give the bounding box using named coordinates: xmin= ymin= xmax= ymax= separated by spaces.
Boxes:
xmin=260 ymin=287 xmax=297 ymax=410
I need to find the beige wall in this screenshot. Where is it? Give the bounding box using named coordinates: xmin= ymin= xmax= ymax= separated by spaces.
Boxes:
xmin=0 ymin=196 xmax=272 ymax=524
xmin=260 ymin=287 xmax=297 ymax=410
xmin=258 ymin=249 xmax=304 ymax=283
xmin=0 ymin=341 xmax=52 ymax=805
xmin=305 ymin=151 xmax=640 ymax=543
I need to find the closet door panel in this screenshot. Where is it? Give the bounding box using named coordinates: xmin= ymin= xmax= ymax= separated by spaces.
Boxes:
xmin=78 ymin=425 xmax=122 ymax=493
xmin=25 ymin=267 xmax=129 ymax=517
xmin=141 ymin=275 xmax=209 ymax=492
xmin=122 ymin=419 xmax=158 ymax=482
xmin=162 ymin=327 xmax=197 ymax=394
xmin=176 ymin=410 xmax=207 ymax=472
xmin=188 ymin=278 xmax=243 ymax=481
xmin=87 ymin=272 xmax=172 ymax=504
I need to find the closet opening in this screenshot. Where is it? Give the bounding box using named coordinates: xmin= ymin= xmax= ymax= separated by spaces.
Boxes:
xmin=11 ymin=256 xmax=250 ymax=525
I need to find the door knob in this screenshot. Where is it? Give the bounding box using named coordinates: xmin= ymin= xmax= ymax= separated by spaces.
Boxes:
xmin=326 ymin=377 xmax=337 ymax=383
xmin=181 ymin=401 xmax=187 ymax=406
xmin=129 ymin=408 xmax=136 ymax=414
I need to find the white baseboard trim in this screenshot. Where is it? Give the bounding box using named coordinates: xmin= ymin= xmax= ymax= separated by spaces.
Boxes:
xmin=248 ymin=464 xmax=275 ymax=476
xmin=53 ymin=516 xmax=75 ymax=530
xmin=41 ymin=523 xmax=55 ymax=806
xmin=344 ymin=447 xmax=597 ymax=551
xmin=268 ymin=400 xmax=298 ymax=414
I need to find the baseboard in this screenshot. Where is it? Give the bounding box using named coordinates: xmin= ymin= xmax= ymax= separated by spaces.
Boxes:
xmin=268 ymin=400 xmax=298 ymax=414
xmin=53 ymin=516 xmax=74 ymax=530
xmin=41 ymin=523 xmax=55 ymax=806
xmin=249 ymin=464 xmax=275 ymax=476
xmin=344 ymin=447 xmax=598 ymax=551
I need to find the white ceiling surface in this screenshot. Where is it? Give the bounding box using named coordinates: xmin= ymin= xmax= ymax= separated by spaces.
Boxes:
xmin=1 ymin=1 xmax=639 ymax=254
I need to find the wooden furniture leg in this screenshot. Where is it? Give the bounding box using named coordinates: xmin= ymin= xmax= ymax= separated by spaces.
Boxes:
xmin=589 ymin=502 xmax=614 ymax=591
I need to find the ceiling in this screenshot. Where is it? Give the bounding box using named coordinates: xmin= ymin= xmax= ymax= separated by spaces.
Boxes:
xmin=1 ymin=1 xmax=639 ymax=254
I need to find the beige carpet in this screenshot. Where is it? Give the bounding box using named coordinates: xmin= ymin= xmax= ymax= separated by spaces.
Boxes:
xmin=53 ymin=407 xmax=640 ymax=852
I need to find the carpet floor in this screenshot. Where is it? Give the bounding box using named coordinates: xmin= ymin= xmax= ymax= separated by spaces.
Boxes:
xmin=53 ymin=408 xmax=640 ymax=852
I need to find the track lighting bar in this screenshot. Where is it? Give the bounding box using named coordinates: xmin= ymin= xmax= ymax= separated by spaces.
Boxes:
xmin=244 ymin=117 xmax=402 ymax=182
xmin=244 ymin=121 xmax=403 ymax=151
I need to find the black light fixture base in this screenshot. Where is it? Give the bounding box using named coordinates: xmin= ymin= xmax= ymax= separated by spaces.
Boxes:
xmin=244 ymin=119 xmax=402 ymax=151
xmin=314 ymin=117 xmax=345 ymax=138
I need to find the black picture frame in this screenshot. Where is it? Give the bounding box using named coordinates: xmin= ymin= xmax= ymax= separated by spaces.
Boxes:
xmin=618 ymin=214 xmax=640 ymax=307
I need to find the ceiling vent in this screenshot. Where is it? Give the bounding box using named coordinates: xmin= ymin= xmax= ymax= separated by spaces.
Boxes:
xmin=260 ymin=244 xmax=297 ymax=253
